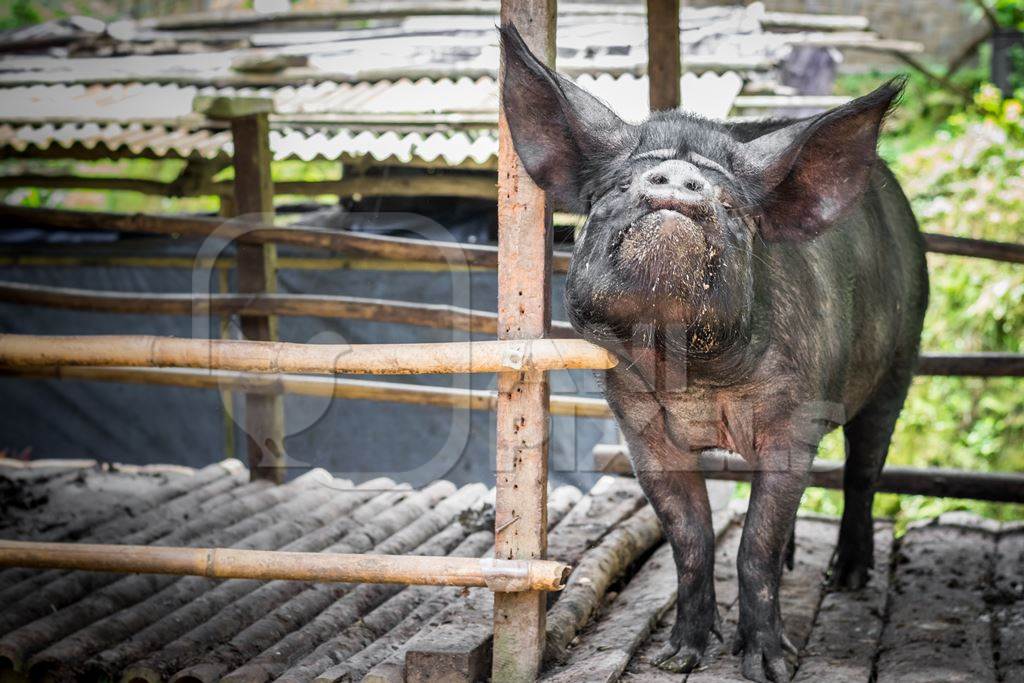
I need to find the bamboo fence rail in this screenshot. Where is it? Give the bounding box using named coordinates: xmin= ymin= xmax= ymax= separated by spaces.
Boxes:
xmin=0 ymin=284 xmax=1017 ymax=376
xmin=0 ymin=334 xmax=616 ymax=375
xmin=0 ymin=540 xmax=571 ymax=592
xmin=0 ymin=366 xmax=614 ymax=418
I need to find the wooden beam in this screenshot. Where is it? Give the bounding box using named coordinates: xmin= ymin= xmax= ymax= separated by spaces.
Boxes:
xmin=917 ymin=353 xmax=1024 ymax=377
xmin=0 ymin=334 xmax=618 ymax=375
xmin=0 ymin=281 xmax=576 ymax=338
xmin=0 ymin=366 xmax=613 ymax=418
xmin=924 ymin=233 xmax=1024 ymax=264
xmin=645 ymin=0 xmax=681 ymax=111
xmin=0 ymin=205 xmax=558 ymax=271
xmin=0 ymin=540 xmax=571 ymax=592
xmin=492 ymin=1 xmax=556 ymax=680
xmin=0 ymin=173 xmax=498 ymax=201
xmin=214 ymin=99 xmax=286 ymax=483
xmin=594 ymin=446 xmax=1024 ymax=503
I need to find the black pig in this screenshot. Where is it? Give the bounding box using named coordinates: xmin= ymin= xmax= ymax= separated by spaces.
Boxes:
xmin=500 ymin=25 xmax=928 ymax=682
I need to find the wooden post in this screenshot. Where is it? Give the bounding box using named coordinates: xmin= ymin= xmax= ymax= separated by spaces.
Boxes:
xmin=494 ymin=1 xmax=556 ymax=680
xmin=200 ymin=96 xmax=285 ymax=483
xmin=646 ymin=0 xmax=681 ymax=111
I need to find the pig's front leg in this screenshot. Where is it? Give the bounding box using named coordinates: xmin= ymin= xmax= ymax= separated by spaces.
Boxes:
xmin=734 ymin=441 xmax=811 ymax=683
xmin=624 ymin=430 xmax=719 ymax=673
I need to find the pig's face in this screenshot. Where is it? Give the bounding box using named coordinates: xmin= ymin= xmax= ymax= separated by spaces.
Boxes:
xmin=562 ymin=116 xmax=757 ymax=358
xmin=500 ymin=25 xmax=901 ymax=360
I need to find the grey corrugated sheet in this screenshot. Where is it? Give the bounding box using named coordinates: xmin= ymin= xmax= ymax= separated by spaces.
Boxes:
xmin=0 ymin=71 xmax=741 ymax=165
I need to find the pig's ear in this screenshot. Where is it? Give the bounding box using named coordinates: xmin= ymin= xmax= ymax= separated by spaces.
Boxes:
xmin=741 ymin=79 xmax=904 ymax=242
xmin=500 ymin=23 xmax=633 ymax=212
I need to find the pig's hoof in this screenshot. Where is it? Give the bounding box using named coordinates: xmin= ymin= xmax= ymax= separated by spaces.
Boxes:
xmin=828 ymin=557 xmax=871 ymax=591
xmin=652 ymin=641 xmax=703 ymax=674
xmin=732 ymin=631 xmax=793 ymax=683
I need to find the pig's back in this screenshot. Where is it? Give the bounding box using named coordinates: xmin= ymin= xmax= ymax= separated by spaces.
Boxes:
xmin=764 ymin=161 xmax=928 ymax=418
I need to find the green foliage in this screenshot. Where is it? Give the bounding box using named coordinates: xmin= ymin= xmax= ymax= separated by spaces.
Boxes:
xmin=0 ymin=0 xmax=41 ymax=29
xmin=798 ymin=74 xmax=1024 ymax=530
xmin=992 ymin=0 xmax=1024 ymax=28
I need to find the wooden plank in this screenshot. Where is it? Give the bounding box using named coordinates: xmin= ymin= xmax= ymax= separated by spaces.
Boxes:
xmin=542 ymin=485 xmax=736 ymax=683
xmin=683 ymin=517 xmax=836 ymax=682
xmin=492 ymin=1 xmax=557 ymax=680
xmin=793 ymin=522 xmax=894 ymax=682
xmin=875 ymin=515 xmax=998 ymax=683
xmin=993 ymin=524 xmax=1024 ymax=682
xmin=646 ymin=0 xmax=681 ymax=111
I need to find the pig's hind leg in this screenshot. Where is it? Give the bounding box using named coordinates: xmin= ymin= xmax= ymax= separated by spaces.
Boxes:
xmin=831 ymin=366 xmax=913 ymax=590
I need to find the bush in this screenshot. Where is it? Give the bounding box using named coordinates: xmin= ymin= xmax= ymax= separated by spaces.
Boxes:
xmin=797 ymin=79 xmax=1024 ymax=529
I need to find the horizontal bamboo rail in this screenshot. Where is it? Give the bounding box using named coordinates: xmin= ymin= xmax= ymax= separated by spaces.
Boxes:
xmin=0 ymin=334 xmax=617 ymax=375
xmin=0 ymin=540 xmax=570 ymax=592
xmin=0 ymin=366 xmax=614 ymax=418
xmin=4 ymin=206 xmax=1023 ymax=271
xmin=0 ymin=283 xmax=1018 ymax=376
xmin=594 ymin=445 xmax=1024 ymax=503
xmin=0 ymin=281 xmax=575 ymax=338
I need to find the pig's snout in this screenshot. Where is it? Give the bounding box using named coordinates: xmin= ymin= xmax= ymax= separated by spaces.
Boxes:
xmin=639 ymin=160 xmax=713 ymax=217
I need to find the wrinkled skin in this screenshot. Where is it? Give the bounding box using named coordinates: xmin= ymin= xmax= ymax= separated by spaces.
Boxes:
xmin=500 ymin=25 xmax=928 ymax=682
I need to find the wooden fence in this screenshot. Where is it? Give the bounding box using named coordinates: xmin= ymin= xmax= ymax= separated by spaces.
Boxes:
xmin=0 ymin=1 xmax=1022 ymax=680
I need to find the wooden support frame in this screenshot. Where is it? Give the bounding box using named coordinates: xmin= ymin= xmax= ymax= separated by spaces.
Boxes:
xmin=492 ymin=1 xmax=556 ymax=680
xmin=0 ymin=540 xmax=572 ymax=592
xmin=646 ymin=0 xmax=681 ymax=111
xmin=205 ymin=96 xmax=286 ymax=483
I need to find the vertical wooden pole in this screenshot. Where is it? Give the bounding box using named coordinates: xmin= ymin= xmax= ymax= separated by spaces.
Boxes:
xmin=494 ymin=1 xmax=555 ymax=681
xmin=200 ymin=96 xmax=285 ymax=483
xmin=646 ymin=0 xmax=682 ymax=111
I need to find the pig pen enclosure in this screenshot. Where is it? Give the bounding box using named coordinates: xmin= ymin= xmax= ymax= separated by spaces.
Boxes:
xmin=0 ymin=1 xmax=1023 ymax=682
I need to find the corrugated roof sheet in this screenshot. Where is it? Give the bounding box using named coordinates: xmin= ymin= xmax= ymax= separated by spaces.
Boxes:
xmin=0 ymin=71 xmax=742 ymax=166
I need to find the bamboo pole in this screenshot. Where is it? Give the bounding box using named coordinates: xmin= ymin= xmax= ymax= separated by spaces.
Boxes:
xmin=0 ymin=366 xmax=613 ymax=418
xmin=0 ymin=540 xmax=570 ymax=592
xmin=593 ymin=446 xmax=1024 ymax=503
xmin=0 ymin=334 xmax=617 ymax=374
